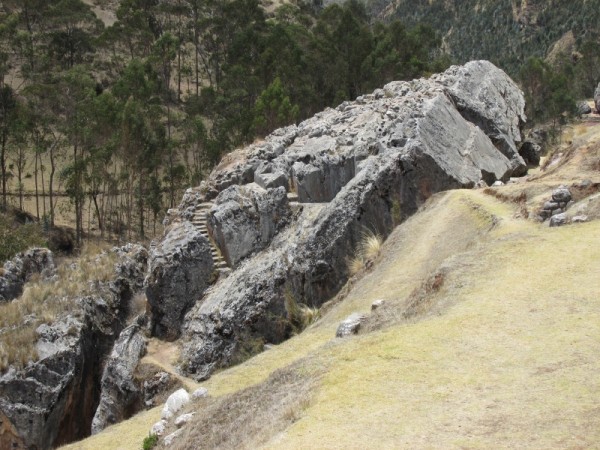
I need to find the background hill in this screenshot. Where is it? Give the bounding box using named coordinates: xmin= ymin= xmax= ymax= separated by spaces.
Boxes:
xmin=371 ymin=0 xmax=600 ymax=79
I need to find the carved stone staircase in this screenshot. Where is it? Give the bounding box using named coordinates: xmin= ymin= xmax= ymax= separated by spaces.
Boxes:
xmin=191 ymin=202 xmax=230 ymax=275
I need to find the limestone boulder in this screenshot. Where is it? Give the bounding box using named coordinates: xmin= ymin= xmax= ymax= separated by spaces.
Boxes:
xmin=91 ymin=322 xmax=147 ymax=434
xmin=208 ymin=184 xmax=291 ymax=267
xmin=166 ymin=61 xmax=529 ymax=380
xmin=145 ymin=221 xmax=214 ymax=340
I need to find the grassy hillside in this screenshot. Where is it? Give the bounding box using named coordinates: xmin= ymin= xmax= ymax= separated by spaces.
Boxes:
xmin=61 ymin=118 xmax=600 ymax=449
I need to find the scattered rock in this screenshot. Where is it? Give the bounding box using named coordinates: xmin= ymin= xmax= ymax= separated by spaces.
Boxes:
xmin=492 ymin=181 xmax=505 ymax=187
xmin=572 ymin=215 xmax=588 ymax=223
xmin=552 ymin=187 xmax=572 ymax=203
xmin=161 ymin=389 xmax=190 ymax=420
xmin=336 ymin=313 xmax=367 ymax=337
xmin=143 ymin=372 xmax=172 ymax=407
xmin=150 ymin=419 xmax=168 ymax=436
xmin=549 ymin=213 xmax=568 ymax=227
xmin=163 ymin=428 xmax=183 ymax=446
xmin=0 ymin=248 xmax=56 ymax=303
xmin=371 ymin=299 xmax=385 ymax=311
xmin=577 ymin=101 xmax=592 ymax=115
xmin=191 ymin=387 xmax=208 ymax=400
xmin=174 ymin=412 xmax=195 ymax=428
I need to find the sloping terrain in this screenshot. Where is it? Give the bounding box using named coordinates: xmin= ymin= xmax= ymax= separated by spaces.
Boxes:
xmin=63 ymin=120 xmax=600 ymax=449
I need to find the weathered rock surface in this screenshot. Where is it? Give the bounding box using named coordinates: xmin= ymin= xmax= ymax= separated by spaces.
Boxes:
xmin=146 ymin=221 xmax=214 ymax=341
xmin=208 ymin=184 xmax=291 ymax=266
xmin=146 ymin=61 xmax=527 ymax=380
xmin=0 ymin=248 xmax=56 ymax=303
xmin=161 ymin=388 xmax=190 ymax=420
xmin=91 ymin=321 xmax=147 ymax=434
xmin=577 ymin=101 xmax=592 ymax=115
xmin=595 ymin=82 xmax=600 ymax=113
xmin=0 ymin=245 xmax=148 ymax=450
xmin=336 ymin=313 xmax=367 ymax=337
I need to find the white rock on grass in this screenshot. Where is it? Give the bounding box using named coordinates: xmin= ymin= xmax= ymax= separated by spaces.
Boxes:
xmin=161 ymin=388 xmax=190 ymax=420
xmin=336 ymin=313 xmax=367 ymax=337
xmin=164 ymin=429 xmax=184 ymax=446
xmin=191 ymin=387 xmax=208 ymax=399
xmin=150 ymin=419 xmax=167 ymax=436
xmin=175 ymin=412 xmax=195 ymax=428
xmin=371 ymin=299 xmax=385 ymax=311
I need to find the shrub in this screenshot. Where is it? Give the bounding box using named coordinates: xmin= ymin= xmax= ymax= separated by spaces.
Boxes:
xmin=142 ymin=433 xmax=158 ymax=450
xmin=284 ymin=288 xmax=320 ymax=334
xmin=348 ymin=229 xmax=383 ymax=275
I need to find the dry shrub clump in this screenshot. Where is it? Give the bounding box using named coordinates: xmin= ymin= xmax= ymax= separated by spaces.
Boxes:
xmin=348 ymin=229 xmax=383 ymax=275
xmin=172 ymin=363 xmax=321 ymax=450
xmin=0 ymin=243 xmax=118 ymax=372
xmin=284 ymin=289 xmax=320 ymax=334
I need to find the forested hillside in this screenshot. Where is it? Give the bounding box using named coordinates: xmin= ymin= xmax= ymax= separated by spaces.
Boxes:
xmin=0 ymin=0 xmax=447 ymax=245
xmin=373 ymin=0 xmax=600 ymax=80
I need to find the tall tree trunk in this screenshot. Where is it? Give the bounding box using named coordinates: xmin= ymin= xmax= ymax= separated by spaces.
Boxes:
xmin=1 ymin=133 xmax=7 ymax=210
xmin=34 ymin=151 xmax=40 ymax=219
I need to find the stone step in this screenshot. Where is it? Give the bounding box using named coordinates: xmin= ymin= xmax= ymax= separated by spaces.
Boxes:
xmin=287 ymin=193 xmax=299 ymax=202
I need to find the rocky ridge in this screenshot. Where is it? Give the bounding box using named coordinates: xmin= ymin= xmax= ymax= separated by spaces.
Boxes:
xmin=0 ymin=244 xmax=148 ymax=450
xmin=147 ymin=60 xmax=528 ymax=380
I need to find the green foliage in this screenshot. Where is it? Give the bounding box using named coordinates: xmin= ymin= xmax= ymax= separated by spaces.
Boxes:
xmin=519 ymin=56 xmax=576 ymax=129
xmin=142 ymin=433 xmax=158 ymax=450
xmin=253 ymin=78 xmax=299 ymax=136
xmin=0 ymin=0 xmax=450 ymax=241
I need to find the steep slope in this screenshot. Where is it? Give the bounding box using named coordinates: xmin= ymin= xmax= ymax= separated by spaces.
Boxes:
xmin=62 ymin=129 xmax=600 ymax=447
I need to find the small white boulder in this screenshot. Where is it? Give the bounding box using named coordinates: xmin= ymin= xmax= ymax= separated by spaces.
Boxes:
xmin=163 ymin=429 xmax=183 ymax=446
xmin=192 ymin=387 xmax=208 ymax=399
xmin=161 ymin=388 xmax=190 ymax=420
xmin=150 ymin=419 xmax=167 ymax=436
xmin=175 ymin=412 xmax=195 ymax=428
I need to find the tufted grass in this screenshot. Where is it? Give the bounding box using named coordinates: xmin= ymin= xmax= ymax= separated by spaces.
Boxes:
xmin=0 ymin=243 xmax=117 ymax=372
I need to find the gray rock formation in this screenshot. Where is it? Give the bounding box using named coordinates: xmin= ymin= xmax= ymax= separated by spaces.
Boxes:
xmin=0 ymin=248 xmax=55 ymax=303
xmin=595 ymin=82 xmax=600 ymax=113
xmin=577 ymin=101 xmax=592 ymax=115
xmin=549 ymin=212 xmax=568 ymax=227
xmin=208 ymin=184 xmax=291 ymax=266
xmin=147 ymin=61 xmax=527 ymax=380
xmin=519 ymin=140 xmax=541 ymax=167
xmin=146 ymin=221 xmax=214 ymax=341
xmin=336 ymin=313 xmax=367 ymax=337
xmin=539 ymin=187 xmax=573 ymax=221
xmin=0 ymin=245 xmax=147 ymax=450
xmin=91 ymin=321 xmax=147 ymax=435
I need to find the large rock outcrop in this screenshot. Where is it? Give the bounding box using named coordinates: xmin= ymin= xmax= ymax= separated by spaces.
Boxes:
xmin=146 ymin=222 xmax=215 ymax=341
xmin=149 ymin=61 xmax=527 ymax=380
xmin=0 ymin=248 xmax=56 ymax=303
xmin=208 ymin=184 xmax=291 ymax=267
xmin=0 ymin=245 xmax=147 ymax=450
xmin=91 ymin=321 xmax=147 ymax=435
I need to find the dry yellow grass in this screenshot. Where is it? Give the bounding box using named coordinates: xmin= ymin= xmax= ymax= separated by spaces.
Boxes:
xmin=62 ymin=124 xmax=600 ymax=450
xmin=0 ymin=243 xmax=117 ymax=372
